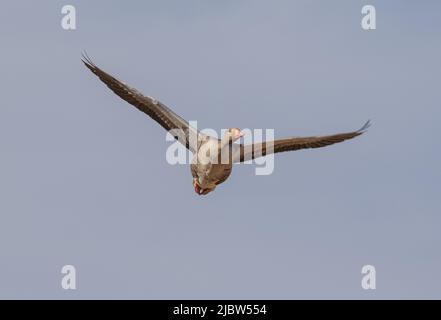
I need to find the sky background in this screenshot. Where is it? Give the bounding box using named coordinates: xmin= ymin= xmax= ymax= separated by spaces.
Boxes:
xmin=0 ymin=0 xmax=440 ymax=299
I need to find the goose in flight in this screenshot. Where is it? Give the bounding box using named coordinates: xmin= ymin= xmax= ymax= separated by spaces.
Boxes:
xmin=82 ymin=54 xmax=370 ymax=195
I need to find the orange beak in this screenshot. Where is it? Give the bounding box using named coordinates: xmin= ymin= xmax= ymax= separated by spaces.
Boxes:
xmin=236 ymin=131 xmax=244 ymax=139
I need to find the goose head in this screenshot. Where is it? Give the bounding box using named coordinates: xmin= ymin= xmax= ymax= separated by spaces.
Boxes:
xmin=224 ymin=128 xmax=244 ymax=142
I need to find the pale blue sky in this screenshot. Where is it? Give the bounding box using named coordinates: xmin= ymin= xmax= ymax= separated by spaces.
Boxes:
xmin=0 ymin=0 xmax=440 ymax=298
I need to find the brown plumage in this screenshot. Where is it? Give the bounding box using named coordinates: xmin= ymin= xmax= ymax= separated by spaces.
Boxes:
xmin=82 ymin=53 xmax=370 ymax=195
xmin=81 ymin=53 xmax=204 ymax=153
xmin=235 ymin=121 xmax=370 ymax=163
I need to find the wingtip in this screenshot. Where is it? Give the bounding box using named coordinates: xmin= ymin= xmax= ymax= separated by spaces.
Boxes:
xmin=358 ymin=120 xmax=371 ymax=133
xmin=81 ymin=50 xmax=95 ymax=67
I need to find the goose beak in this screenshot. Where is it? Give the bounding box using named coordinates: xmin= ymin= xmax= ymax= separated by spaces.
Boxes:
xmin=236 ymin=131 xmax=244 ymax=140
xmin=194 ymin=183 xmax=201 ymax=194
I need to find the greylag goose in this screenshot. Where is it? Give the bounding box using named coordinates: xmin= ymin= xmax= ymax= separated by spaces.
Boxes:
xmin=82 ymin=54 xmax=370 ymax=195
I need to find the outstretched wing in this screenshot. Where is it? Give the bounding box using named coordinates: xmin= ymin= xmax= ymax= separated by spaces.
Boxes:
xmin=82 ymin=53 xmax=205 ymax=153
xmin=233 ymin=121 xmax=370 ymax=163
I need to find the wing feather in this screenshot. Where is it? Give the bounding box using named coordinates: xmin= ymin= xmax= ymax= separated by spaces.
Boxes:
xmin=234 ymin=121 xmax=370 ymax=163
xmin=82 ymin=53 xmax=204 ymax=152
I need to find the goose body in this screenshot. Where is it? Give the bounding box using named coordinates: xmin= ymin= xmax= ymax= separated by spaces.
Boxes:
xmin=82 ymin=54 xmax=370 ymax=195
xmin=191 ymin=137 xmax=234 ymax=194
